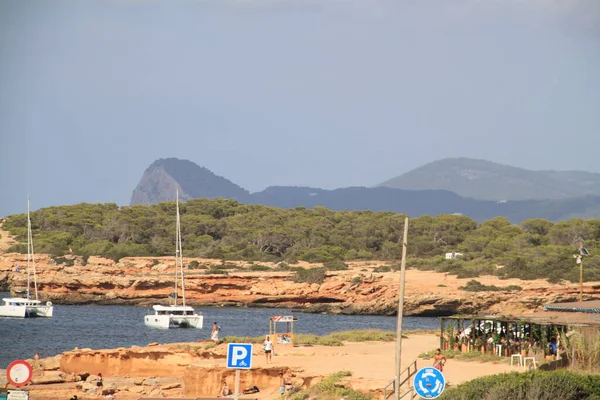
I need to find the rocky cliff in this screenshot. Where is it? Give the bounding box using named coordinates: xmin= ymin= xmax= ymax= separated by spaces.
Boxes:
xmin=130 ymin=158 xmax=251 ymax=205
xmin=1 ymin=254 xmax=597 ymax=316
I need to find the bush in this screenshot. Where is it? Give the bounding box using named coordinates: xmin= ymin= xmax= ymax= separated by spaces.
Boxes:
xmin=290 ymin=371 xmax=371 ymax=400
xmin=438 ymin=370 xmax=600 ymax=400
xmin=53 ymin=257 xmax=75 ymax=267
xmin=373 ymin=265 xmax=391 ymax=273
xmin=291 ymin=267 xmax=326 ymax=284
xmin=460 ymin=280 xmax=522 ymax=292
xmin=249 ymin=264 xmax=271 ymax=271
xmin=150 ymin=259 xmax=160 ymax=267
xmin=323 ymin=260 xmax=349 ymax=271
xmin=206 ymin=268 xmax=229 ymax=275
xmin=213 ymin=263 xmax=240 ymax=270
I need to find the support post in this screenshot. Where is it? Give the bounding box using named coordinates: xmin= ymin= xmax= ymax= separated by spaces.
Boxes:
xmin=440 ymin=318 xmax=445 ymax=350
xmin=394 ymin=217 xmax=409 ymax=400
xmin=234 ymin=369 xmax=240 ymax=400
xmin=580 ymin=257 xmax=583 ymax=302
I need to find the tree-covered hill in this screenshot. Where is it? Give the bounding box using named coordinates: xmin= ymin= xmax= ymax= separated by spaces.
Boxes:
xmin=4 ymin=200 xmax=600 ymax=282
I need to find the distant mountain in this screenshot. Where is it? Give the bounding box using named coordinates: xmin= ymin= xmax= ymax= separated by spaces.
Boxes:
xmin=379 ymin=158 xmax=600 ymax=201
xmin=130 ymin=158 xmax=600 ymax=223
xmin=130 ymin=158 xmax=251 ymax=205
xmin=251 ymin=187 xmax=600 ymax=223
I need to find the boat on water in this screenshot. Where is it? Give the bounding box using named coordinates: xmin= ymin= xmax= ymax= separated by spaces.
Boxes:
xmin=0 ymin=198 xmax=53 ymax=318
xmin=144 ymin=191 xmax=203 ymax=329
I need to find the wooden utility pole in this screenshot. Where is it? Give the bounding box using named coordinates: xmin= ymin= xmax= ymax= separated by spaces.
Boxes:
xmin=579 ymin=256 xmax=583 ymax=302
xmin=395 ymin=217 xmax=409 ymax=400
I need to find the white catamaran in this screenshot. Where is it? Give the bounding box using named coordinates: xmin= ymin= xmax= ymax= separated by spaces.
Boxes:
xmin=0 ymin=198 xmax=53 ymax=318
xmin=144 ymin=191 xmax=203 ymax=329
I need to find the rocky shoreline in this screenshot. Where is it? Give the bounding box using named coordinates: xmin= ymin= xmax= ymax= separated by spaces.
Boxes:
xmin=1 ymin=254 xmax=597 ymax=317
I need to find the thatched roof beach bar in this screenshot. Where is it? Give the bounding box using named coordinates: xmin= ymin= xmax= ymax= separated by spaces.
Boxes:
xmin=439 ymin=300 xmax=600 ymax=364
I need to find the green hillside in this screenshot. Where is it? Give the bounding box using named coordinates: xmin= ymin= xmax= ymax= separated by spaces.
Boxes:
xmin=4 ymin=200 xmax=600 ymax=283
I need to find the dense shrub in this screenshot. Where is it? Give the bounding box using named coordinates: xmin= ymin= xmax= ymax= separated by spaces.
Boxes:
xmin=323 ymin=260 xmax=349 ymax=270
xmin=438 ymin=370 xmax=600 ymax=400
xmin=249 ymin=264 xmax=271 ymax=271
xmin=373 ymin=265 xmax=391 ymax=273
xmin=460 ymin=280 xmax=522 ymax=292
xmin=290 ymin=371 xmax=371 ymax=400
xmin=53 ymin=257 xmax=75 ymax=267
xmin=4 ymin=200 xmax=599 ymax=282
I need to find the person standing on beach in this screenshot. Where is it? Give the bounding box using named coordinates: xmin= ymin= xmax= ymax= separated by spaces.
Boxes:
xmin=211 ymin=322 xmax=220 ymax=343
xmin=263 ymin=335 xmax=274 ymax=364
xmin=279 ymin=372 xmax=286 ymax=397
xmin=432 ymin=349 xmax=446 ymax=372
xmin=96 ymin=373 xmax=103 ymax=394
xmin=33 ymin=353 xmax=40 ymax=370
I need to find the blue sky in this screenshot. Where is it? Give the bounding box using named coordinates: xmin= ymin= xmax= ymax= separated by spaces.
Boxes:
xmin=1 ymin=0 xmax=599 ymax=216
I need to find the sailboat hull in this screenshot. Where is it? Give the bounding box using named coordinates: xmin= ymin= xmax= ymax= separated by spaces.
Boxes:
xmin=0 ymin=298 xmax=53 ymax=318
xmin=0 ymin=304 xmax=27 ymax=318
xmin=27 ymin=305 xmax=53 ymax=318
xmin=144 ymin=314 xmax=203 ymax=329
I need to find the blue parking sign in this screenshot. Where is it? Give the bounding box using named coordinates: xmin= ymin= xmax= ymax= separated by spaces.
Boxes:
xmin=226 ymin=343 xmax=253 ymax=369
xmin=413 ymin=367 xmax=445 ymax=399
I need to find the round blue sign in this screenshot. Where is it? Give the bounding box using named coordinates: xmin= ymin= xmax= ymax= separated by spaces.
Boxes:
xmin=413 ymin=367 xmax=446 ymax=399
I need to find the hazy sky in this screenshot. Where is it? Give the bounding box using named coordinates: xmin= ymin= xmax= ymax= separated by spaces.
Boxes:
xmin=1 ymin=0 xmax=599 ymax=217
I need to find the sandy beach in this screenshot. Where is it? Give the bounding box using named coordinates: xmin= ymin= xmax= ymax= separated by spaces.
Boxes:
xmin=0 ymin=333 xmax=523 ymax=400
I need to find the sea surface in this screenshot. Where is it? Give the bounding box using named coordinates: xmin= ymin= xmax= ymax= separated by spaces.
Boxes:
xmin=0 ymin=296 xmax=439 ymax=368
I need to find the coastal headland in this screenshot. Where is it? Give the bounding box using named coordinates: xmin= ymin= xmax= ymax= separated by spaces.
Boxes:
xmin=0 ymin=254 xmax=597 ymax=316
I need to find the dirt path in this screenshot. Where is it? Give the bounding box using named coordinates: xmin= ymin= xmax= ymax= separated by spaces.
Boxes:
xmin=0 ymin=220 xmax=16 ymax=254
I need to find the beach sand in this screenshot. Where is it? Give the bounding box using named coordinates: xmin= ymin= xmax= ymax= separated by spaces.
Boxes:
xmin=1 ymin=333 xmax=524 ymax=399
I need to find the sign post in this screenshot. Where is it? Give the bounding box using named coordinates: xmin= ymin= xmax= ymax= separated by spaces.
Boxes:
xmin=5 ymin=360 xmax=32 ymax=400
xmin=394 ymin=217 xmax=409 ymax=400
xmin=226 ymin=343 xmax=253 ymax=400
xmin=413 ymin=367 xmax=445 ymax=399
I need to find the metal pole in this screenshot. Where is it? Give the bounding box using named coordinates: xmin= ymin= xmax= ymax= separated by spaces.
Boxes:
xmin=395 ymin=217 xmax=409 ymax=400
xmin=234 ymin=369 xmax=240 ymax=400
xmin=579 ymin=257 xmax=583 ymax=302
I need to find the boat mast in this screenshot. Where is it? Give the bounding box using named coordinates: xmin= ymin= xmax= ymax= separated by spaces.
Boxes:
xmin=177 ymin=191 xmax=186 ymax=307
xmin=173 ymin=191 xmax=179 ymax=306
xmin=26 ymin=197 xmax=31 ymax=300
xmin=27 ymin=197 xmax=39 ymax=300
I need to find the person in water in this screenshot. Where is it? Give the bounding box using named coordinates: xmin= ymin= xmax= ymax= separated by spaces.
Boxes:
xmin=432 ymin=349 xmax=447 ymax=372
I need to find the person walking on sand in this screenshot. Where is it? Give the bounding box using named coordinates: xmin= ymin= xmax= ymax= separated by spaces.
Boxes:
xmin=432 ymin=348 xmax=446 ymax=372
xmin=263 ymin=335 xmax=274 ymax=364
xmin=211 ymin=322 xmax=220 ymax=343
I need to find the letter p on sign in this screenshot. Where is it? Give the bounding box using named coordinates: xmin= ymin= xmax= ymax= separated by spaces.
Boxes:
xmin=226 ymin=343 xmax=253 ymax=369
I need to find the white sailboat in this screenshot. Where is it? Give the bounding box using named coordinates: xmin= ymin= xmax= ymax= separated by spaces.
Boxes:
xmin=144 ymin=191 xmax=203 ymax=329
xmin=0 ymin=198 xmax=53 ymax=318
